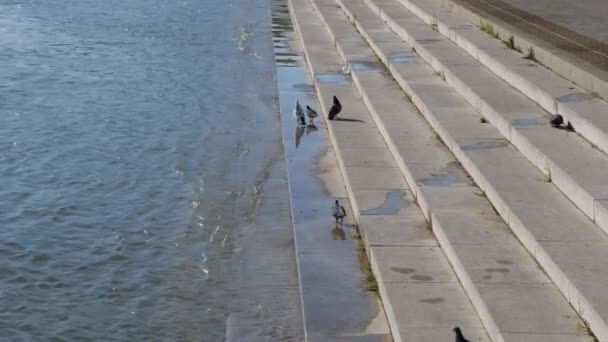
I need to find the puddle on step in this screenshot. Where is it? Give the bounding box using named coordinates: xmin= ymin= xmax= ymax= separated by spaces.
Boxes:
xmin=485 ymin=268 xmax=509 ymax=274
xmin=420 ymin=162 xmax=469 ymax=187
xmin=462 ymin=139 xmax=509 ymax=151
xmin=388 ymin=51 xmax=416 ymax=64
xmin=351 ymin=61 xmax=385 ymax=72
xmin=557 ymin=92 xmax=600 ymax=103
xmin=419 ymin=297 xmax=444 ymax=304
xmin=390 ymin=267 xmax=414 ymax=274
xmin=511 ymin=117 xmax=546 ymax=128
xmin=315 ymin=73 xmax=351 ymax=86
xmin=360 ymin=190 xmax=409 ymax=215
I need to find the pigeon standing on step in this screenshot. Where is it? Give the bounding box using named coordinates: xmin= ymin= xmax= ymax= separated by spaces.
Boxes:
xmin=550 ymin=114 xmax=564 ymax=127
xmin=327 ymin=96 xmax=342 ymax=120
xmin=453 ymin=327 xmax=469 ymax=342
xmin=294 ymin=101 xmax=306 ymax=126
xmin=332 ymin=199 xmax=346 ymax=224
xmin=306 ymin=105 xmax=318 ymax=121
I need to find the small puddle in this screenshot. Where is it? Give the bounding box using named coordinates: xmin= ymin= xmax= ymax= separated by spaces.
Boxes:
xmin=511 ymin=117 xmax=546 ymax=128
xmin=420 ymin=162 xmax=468 ymax=187
xmin=315 ymin=73 xmax=351 ymax=86
xmin=388 ymin=51 xmax=416 ymax=64
xmin=351 ymin=61 xmax=384 ymax=72
xmin=557 ymin=92 xmax=600 ymax=103
xmin=462 ymin=139 xmax=509 ymax=151
xmin=360 ymin=189 xmax=408 ymax=215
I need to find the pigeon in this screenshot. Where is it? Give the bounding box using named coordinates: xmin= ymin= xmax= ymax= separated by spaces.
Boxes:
xmin=294 ymin=101 xmax=306 ymax=126
xmin=550 ymin=114 xmax=563 ymax=127
xmin=306 ymin=105 xmax=318 ymax=121
xmin=331 ymin=199 xmax=347 ymax=224
xmin=327 ymin=96 xmax=342 ymax=120
xmin=453 ymin=327 xmax=469 ymax=342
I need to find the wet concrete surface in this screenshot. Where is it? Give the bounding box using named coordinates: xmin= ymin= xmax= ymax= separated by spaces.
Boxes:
xmin=360 ymin=190 xmax=409 ymax=215
xmin=511 ymin=117 xmax=547 ymax=128
xmin=387 ymin=51 xmax=417 ymax=64
xmin=316 ymin=73 xmax=352 ymax=86
xmin=351 ymin=61 xmax=385 ymax=73
xmin=556 ymin=92 xmax=601 ymax=103
xmin=462 ymin=139 xmax=510 ymax=151
xmin=272 ymin=0 xmax=392 ymax=340
xmin=419 ymin=162 xmax=471 ymax=187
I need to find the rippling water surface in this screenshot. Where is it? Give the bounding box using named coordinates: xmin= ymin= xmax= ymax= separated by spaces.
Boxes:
xmin=0 ymin=0 xmax=289 ymax=340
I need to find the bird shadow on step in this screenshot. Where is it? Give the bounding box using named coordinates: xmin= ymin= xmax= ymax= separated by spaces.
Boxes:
xmin=332 ymin=118 xmax=365 ymax=123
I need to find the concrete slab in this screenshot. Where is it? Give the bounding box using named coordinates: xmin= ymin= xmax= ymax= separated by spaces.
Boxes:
xmin=371 ymin=246 xmax=458 ymax=283
xmin=339 ymin=147 xmax=397 ymax=167
xmin=352 ymin=188 xmax=412 ymax=215
xmin=358 ymin=214 xmax=436 ymax=247
xmin=309 ymin=0 xmax=602 ymax=340
xmin=344 ymin=166 xmax=407 ymax=190
xmin=381 ymin=282 xmax=485 ymax=329
xmin=369 ymin=0 xmax=608 ymax=240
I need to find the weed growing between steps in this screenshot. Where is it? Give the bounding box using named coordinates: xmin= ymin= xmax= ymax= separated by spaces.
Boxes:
xmin=578 ymin=320 xmax=599 ymax=342
xmin=524 ymin=47 xmax=536 ymax=61
xmin=434 ymin=70 xmax=446 ymax=81
xmin=481 ymin=22 xmax=499 ymax=39
xmin=541 ymin=166 xmax=552 ymax=182
xmin=431 ymin=19 xmax=438 ymax=32
xmin=503 ymin=36 xmax=515 ymax=50
xmin=353 ymin=227 xmax=379 ymax=293
xmin=480 ymin=116 xmax=489 ymax=123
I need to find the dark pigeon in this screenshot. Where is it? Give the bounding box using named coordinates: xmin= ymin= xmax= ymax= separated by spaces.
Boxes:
xmin=550 ymin=114 xmax=563 ymax=127
xmin=453 ymin=327 xmax=469 ymax=342
xmin=331 ymin=199 xmax=346 ymax=224
xmin=306 ymin=105 xmax=318 ymax=120
xmin=327 ymin=96 xmax=342 ymax=120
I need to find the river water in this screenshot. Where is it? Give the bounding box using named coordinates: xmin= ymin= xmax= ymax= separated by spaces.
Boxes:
xmin=0 ymin=0 xmax=300 ymax=340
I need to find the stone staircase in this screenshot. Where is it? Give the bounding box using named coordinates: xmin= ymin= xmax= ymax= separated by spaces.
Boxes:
xmin=286 ymin=0 xmax=608 ymax=340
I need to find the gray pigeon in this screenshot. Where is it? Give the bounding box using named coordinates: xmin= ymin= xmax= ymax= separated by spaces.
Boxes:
xmin=332 ymin=199 xmax=346 ymax=224
xmin=294 ymin=101 xmax=306 ymax=126
xmin=453 ymin=327 xmax=469 ymax=342
xmin=550 ymin=114 xmax=563 ymax=127
xmin=306 ymin=105 xmax=318 ymax=121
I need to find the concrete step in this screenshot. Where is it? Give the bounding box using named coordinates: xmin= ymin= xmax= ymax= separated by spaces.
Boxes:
xmin=308 ymin=0 xmax=608 ymax=340
xmin=390 ymin=0 xmax=608 ymax=160
xmin=288 ymin=0 xmax=492 ymax=341
xmin=357 ymin=0 xmax=608 ymax=241
xmin=296 ymin=0 xmax=595 ymax=341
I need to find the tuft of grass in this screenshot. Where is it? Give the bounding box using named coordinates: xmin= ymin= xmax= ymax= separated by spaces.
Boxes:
xmin=481 ymin=23 xmax=493 ymax=36
xmin=503 ymin=36 xmax=515 ymax=50
xmin=475 ymin=190 xmax=487 ymax=198
xmin=412 ymin=46 xmax=417 ymax=53
xmin=524 ymin=47 xmax=536 ymax=61
xmin=480 ymin=116 xmax=489 ymax=123
xmin=361 ymin=266 xmax=379 ymax=292
xmin=431 ymin=19 xmax=438 ymax=32
xmin=434 ymin=70 xmax=446 ymax=81
xmin=541 ymin=166 xmax=552 ymax=182
xmin=353 ymin=230 xmax=362 ymax=240
xmin=577 ymin=320 xmax=599 ymax=341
